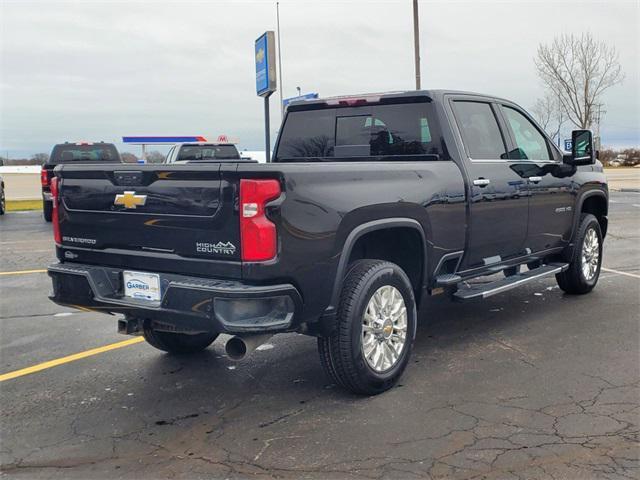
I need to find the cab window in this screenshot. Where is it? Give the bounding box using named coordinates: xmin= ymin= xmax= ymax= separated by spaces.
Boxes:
xmin=452 ymin=101 xmax=507 ymax=160
xmin=503 ymin=106 xmax=552 ymax=161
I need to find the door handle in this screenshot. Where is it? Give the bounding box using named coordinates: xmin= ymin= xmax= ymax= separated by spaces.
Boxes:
xmin=473 ymin=178 xmax=491 ymax=187
xmin=528 ymin=176 xmax=542 ymax=183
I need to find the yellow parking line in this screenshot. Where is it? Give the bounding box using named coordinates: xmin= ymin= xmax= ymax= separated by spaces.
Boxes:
xmin=602 ymin=267 xmax=640 ymax=279
xmin=0 ymin=269 xmax=47 ymax=276
xmin=0 ymin=337 xmax=145 ymax=382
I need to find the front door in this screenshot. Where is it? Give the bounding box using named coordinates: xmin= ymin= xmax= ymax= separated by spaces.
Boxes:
xmin=499 ymin=104 xmax=575 ymax=253
xmin=450 ymin=99 xmax=529 ymax=270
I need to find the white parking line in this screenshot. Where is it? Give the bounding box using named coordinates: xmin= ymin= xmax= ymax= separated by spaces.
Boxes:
xmin=602 ymin=267 xmax=640 ymax=279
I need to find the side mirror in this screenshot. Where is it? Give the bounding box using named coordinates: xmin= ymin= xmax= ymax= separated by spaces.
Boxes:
xmin=565 ymin=129 xmax=595 ymax=166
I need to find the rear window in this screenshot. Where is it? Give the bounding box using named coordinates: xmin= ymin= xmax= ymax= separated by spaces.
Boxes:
xmin=177 ymin=145 xmax=240 ymax=161
xmin=49 ymin=144 xmax=121 ymax=164
xmin=451 ymin=101 xmax=507 ymax=160
xmin=275 ymin=101 xmax=444 ymax=161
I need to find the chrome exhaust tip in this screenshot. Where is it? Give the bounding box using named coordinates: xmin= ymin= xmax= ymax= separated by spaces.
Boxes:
xmin=225 ymin=334 xmax=273 ymax=361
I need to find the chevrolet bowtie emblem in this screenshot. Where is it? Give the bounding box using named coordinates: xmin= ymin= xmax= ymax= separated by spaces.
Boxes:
xmin=114 ymin=191 xmax=147 ymax=209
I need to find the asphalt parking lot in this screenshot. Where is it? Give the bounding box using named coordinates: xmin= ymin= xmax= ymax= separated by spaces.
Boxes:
xmin=1 ymin=192 xmax=638 ymax=479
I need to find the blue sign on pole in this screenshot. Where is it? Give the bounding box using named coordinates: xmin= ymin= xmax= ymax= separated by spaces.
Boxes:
xmin=255 ymin=32 xmax=276 ymax=97
xmin=283 ymin=92 xmax=319 ymax=109
xmin=564 ymin=139 xmax=572 ymax=151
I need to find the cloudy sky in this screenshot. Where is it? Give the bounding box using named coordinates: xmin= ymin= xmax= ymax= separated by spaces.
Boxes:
xmin=1 ymin=0 xmax=638 ymax=157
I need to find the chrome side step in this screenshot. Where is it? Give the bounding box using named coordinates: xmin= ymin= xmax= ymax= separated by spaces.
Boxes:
xmin=453 ymin=263 xmax=569 ymax=302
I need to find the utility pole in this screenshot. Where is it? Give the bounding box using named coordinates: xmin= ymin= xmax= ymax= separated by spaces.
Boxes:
xmin=412 ymin=0 xmax=421 ymax=90
xmin=556 ymin=92 xmax=562 ymax=148
xmin=277 ymin=2 xmax=284 ymax=119
xmin=594 ymin=103 xmax=605 ymax=151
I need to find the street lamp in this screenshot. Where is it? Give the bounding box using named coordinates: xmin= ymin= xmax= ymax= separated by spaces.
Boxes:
xmin=413 ymin=0 xmax=421 ymax=90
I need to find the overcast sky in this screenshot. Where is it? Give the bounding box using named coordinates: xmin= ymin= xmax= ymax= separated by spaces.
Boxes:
xmin=1 ymin=0 xmax=638 ymax=157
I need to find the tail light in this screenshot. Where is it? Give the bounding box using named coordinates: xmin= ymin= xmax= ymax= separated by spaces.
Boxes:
xmin=239 ymin=179 xmax=281 ymax=262
xmin=40 ymin=167 xmax=50 ymax=187
xmin=50 ymin=177 xmax=61 ymax=244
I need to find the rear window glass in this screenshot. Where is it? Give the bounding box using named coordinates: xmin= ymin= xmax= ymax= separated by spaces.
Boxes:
xmin=451 ymin=101 xmax=507 ymax=160
xmin=275 ymin=102 xmax=444 ymax=161
xmin=49 ymin=144 xmax=120 ymax=164
xmin=177 ymin=145 xmax=240 ymax=161
xmin=273 ymin=109 xmax=335 ymax=159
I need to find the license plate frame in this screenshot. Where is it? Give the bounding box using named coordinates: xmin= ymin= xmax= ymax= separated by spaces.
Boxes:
xmin=123 ymin=270 xmax=161 ymax=302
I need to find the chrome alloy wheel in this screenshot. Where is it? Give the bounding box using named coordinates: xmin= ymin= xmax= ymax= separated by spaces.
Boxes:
xmin=362 ymin=285 xmax=408 ymax=372
xmin=581 ymin=227 xmax=600 ymax=281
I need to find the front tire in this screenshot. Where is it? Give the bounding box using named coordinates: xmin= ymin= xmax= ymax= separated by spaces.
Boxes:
xmin=143 ymin=324 xmax=218 ymax=354
xmin=43 ymin=199 xmax=53 ymax=222
xmin=318 ymin=260 xmax=417 ymax=395
xmin=556 ymin=213 xmax=603 ymax=295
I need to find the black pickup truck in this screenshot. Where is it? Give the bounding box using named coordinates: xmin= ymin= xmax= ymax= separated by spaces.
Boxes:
xmin=41 ymin=142 xmax=122 ymax=221
xmin=48 ymin=90 xmax=608 ymax=395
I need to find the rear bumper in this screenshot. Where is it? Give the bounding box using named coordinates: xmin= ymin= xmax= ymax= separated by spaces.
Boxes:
xmin=48 ymin=262 xmax=302 ymax=335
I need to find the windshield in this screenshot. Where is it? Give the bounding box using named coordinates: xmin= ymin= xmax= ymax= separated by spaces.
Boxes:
xmin=177 ymin=145 xmax=240 ymax=161
xmin=274 ymin=101 xmax=445 ymax=161
xmin=49 ymin=144 xmax=121 ymax=164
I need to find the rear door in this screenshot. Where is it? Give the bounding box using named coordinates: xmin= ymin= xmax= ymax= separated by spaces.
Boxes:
xmin=449 ymin=98 xmax=529 ymax=270
xmin=498 ymin=104 xmax=574 ymax=253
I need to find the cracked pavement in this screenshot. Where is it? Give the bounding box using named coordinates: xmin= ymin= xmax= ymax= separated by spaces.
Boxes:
xmin=1 ymin=192 xmax=639 ymax=479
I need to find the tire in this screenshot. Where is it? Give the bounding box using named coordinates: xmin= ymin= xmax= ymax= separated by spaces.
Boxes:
xmin=318 ymin=260 xmax=417 ymax=395
xmin=143 ymin=324 xmax=218 ymax=354
xmin=556 ymin=213 xmax=603 ymax=295
xmin=0 ymin=187 xmax=5 ymax=215
xmin=43 ymin=199 xmax=53 ymax=222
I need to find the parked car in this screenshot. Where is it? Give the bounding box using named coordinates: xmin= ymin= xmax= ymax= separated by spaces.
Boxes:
xmin=165 ymin=142 xmax=256 ymax=163
xmin=41 ymin=142 xmax=121 ymax=221
xmin=0 ymin=175 xmax=5 ymax=215
xmin=47 ymin=90 xmax=607 ymax=395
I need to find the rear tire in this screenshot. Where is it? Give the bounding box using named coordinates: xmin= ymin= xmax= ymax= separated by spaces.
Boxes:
xmin=556 ymin=213 xmax=602 ymax=295
xmin=43 ymin=199 xmax=53 ymax=222
xmin=318 ymin=260 xmax=417 ymax=395
xmin=0 ymin=188 xmax=5 ymax=215
xmin=143 ymin=324 xmax=218 ymax=354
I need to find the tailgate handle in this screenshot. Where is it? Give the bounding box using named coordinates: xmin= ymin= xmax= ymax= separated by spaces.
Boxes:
xmin=114 ymin=171 xmax=144 ymax=186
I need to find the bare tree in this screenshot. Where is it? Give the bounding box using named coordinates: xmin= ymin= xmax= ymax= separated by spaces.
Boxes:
xmin=31 ymin=153 xmax=50 ymax=164
xmin=146 ymin=151 xmax=166 ymax=164
xmin=531 ymin=92 xmax=564 ymax=144
xmin=535 ymin=32 xmax=623 ymax=129
xmin=120 ymin=152 xmax=139 ymax=163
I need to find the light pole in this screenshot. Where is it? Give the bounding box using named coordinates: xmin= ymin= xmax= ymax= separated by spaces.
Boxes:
xmin=277 ymin=2 xmax=284 ymax=119
xmin=296 ymin=86 xmax=301 ymax=97
xmin=412 ymin=0 xmax=421 ymax=90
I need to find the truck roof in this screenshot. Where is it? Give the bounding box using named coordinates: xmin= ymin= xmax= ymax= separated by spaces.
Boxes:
xmin=286 ymin=89 xmax=513 ymax=110
xmin=175 ymin=142 xmax=238 ymax=147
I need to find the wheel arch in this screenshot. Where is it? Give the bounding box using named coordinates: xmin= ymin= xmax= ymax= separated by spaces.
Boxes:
xmin=575 ymin=190 xmax=608 ymax=239
xmin=326 ymin=218 xmax=427 ymax=316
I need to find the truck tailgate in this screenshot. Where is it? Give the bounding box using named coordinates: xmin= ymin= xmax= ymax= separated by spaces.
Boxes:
xmin=56 ymin=164 xmax=241 ymax=277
